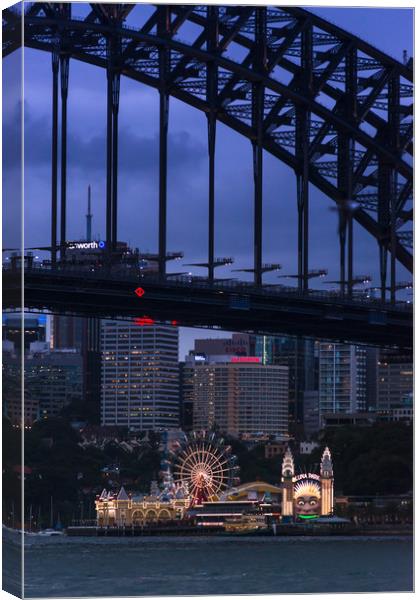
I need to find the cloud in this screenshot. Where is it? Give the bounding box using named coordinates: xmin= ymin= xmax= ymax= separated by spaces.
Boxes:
xmin=2 ymin=101 xmax=22 ymax=170
xmin=17 ymin=101 xmax=207 ymax=177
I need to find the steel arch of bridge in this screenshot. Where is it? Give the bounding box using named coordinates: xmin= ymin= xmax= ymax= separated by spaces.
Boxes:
xmin=3 ymin=3 xmax=413 ymax=300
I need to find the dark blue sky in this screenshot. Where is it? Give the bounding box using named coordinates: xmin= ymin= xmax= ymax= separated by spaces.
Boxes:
xmin=3 ymin=4 xmax=413 ymax=358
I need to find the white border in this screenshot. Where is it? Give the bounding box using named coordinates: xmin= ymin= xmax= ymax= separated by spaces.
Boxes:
xmin=0 ymin=2 xmax=416 ymax=600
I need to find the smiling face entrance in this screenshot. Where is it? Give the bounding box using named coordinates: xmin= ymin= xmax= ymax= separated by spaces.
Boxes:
xmin=294 ymin=478 xmax=321 ymax=519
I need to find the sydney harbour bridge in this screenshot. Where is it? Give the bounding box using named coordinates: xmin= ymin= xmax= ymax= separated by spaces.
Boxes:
xmin=2 ymin=3 xmax=413 ymax=349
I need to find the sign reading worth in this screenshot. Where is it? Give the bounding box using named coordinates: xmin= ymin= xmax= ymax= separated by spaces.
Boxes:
xmin=67 ymin=240 xmax=105 ymax=250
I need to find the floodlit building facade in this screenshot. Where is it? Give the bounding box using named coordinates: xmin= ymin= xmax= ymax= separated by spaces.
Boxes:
xmin=95 ymin=485 xmax=190 ymax=527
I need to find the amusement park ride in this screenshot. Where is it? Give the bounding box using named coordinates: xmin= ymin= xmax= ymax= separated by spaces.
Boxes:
xmin=170 ymin=431 xmax=240 ymax=506
xmin=94 ymin=432 xmax=334 ymax=529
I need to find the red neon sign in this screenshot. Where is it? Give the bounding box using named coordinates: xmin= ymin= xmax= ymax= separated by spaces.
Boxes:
xmin=171 ymin=320 xmax=179 ymax=326
xmin=134 ymin=287 xmax=145 ymax=297
xmin=133 ymin=316 xmax=155 ymax=326
xmin=230 ymin=357 xmax=261 ymax=363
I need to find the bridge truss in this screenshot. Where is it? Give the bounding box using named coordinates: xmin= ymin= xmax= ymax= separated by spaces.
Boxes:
xmin=3 ymin=3 xmax=413 ymax=303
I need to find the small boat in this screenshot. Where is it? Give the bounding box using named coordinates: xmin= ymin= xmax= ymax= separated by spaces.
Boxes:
xmin=37 ymin=528 xmax=64 ymax=537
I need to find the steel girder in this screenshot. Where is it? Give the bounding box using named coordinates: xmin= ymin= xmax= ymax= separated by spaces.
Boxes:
xmin=3 ymin=3 xmax=413 ymax=273
xmin=3 ymin=268 xmax=413 ymax=350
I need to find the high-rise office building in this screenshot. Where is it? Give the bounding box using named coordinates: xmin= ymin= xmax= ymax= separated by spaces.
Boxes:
xmin=377 ymin=350 xmax=413 ymax=412
xmin=255 ymin=335 xmax=317 ymax=433
xmin=51 ymin=314 xmax=102 ymax=422
xmin=51 ymin=315 xmax=84 ymax=350
xmin=101 ymin=321 xmax=179 ymax=431
xmin=302 ymin=390 xmax=320 ymax=438
xmin=181 ymin=333 xmax=256 ymax=433
xmin=28 ymin=347 xmax=83 ymax=419
xmin=318 ymin=343 xmax=367 ymax=417
xmin=194 ymin=334 xmax=254 ymax=357
xmin=3 ymin=345 xmax=83 ymax=421
xmin=188 ymin=355 xmax=289 ymax=438
xmin=82 ymin=318 xmax=102 ymax=423
xmin=365 ymin=346 xmax=380 ymax=410
xmin=2 ymin=342 xmax=40 ymax=427
xmin=3 ymin=315 xmax=46 ymax=353
xmin=179 ymin=361 xmax=194 ymax=431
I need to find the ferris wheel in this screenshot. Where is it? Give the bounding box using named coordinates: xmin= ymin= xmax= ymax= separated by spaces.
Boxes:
xmin=171 ymin=431 xmax=239 ymax=504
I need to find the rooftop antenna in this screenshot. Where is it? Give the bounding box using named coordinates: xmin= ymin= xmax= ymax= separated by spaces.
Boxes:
xmin=403 ymin=50 xmax=408 ymax=65
xmin=86 ymin=185 xmax=92 ymax=242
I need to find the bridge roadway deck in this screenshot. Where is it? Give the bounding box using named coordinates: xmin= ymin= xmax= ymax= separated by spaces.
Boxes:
xmin=3 ymin=268 xmax=413 ymax=349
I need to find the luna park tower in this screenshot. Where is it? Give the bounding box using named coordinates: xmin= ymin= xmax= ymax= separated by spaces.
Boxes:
xmin=320 ymin=446 xmax=334 ymax=516
xmin=281 ymin=446 xmax=334 ymax=517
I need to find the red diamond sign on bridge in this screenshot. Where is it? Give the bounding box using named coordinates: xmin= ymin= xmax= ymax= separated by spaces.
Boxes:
xmin=134 ymin=287 xmax=145 ymax=298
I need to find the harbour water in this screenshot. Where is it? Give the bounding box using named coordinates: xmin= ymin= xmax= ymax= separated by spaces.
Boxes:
xmin=4 ymin=532 xmax=414 ymax=597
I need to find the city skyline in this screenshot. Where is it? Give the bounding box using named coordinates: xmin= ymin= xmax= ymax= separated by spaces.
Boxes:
xmin=4 ymin=312 xmax=413 ymax=435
